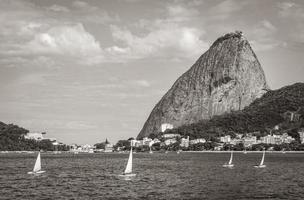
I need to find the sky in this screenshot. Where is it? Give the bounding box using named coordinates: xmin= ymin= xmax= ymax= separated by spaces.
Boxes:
xmin=0 ymin=0 xmax=304 ymax=145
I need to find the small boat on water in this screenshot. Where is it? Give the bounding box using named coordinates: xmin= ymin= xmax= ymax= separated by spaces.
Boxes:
xmin=243 ymin=149 xmax=247 ymax=154
xmin=223 ymin=151 xmax=234 ymax=168
xmin=27 ymin=152 xmax=46 ymax=174
xmin=149 ymin=146 xmax=153 ymax=154
xmin=119 ymin=147 xmax=136 ymax=177
xmin=254 ymin=150 xmax=266 ymax=168
xmin=177 ymin=150 xmax=182 ymax=154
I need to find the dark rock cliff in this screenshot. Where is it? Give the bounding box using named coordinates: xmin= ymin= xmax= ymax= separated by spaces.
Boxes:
xmin=137 ymin=31 xmax=269 ymax=139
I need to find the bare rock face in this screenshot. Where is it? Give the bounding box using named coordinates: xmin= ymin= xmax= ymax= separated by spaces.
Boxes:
xmin=137 ymin=31 xmax=269 ymax=139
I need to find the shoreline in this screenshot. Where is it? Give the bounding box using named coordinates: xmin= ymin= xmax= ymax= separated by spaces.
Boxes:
xmin=2 ymin=150 xmax=304 ymax=154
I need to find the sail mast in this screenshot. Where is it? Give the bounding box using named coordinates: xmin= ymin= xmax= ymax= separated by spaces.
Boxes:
xmin=33 ymin=152 xmax=41 ymax=172
xmin=259 ymin=150 xmax=265 ymax=166
xmin=228 ymin=151 xmax=233 ymax=165
xmin=124 ymin=147 xmax=133 ymax=174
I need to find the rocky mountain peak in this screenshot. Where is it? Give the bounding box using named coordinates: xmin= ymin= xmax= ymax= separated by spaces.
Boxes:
xmin=137 ymin=31 xmax=269 ymax=139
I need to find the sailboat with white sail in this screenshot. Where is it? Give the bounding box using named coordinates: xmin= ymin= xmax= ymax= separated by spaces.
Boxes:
xmin=243 ymin=148 xmax=247 ymax=154
xmin=27 ymin=152 xmax=45 ymax=174
xmin=254 ymin=150 xmax=266 ymax=168
xmin=149 ymin=146 xmax=153 ymax=154
xmin=119 ymin=147 xmax=136 ymax=177
xmin=223 ymin=151 xmax=234 ymax=168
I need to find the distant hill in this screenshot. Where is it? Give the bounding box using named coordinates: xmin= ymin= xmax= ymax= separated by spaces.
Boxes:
xmin=160 ymin=83 xmax=304 ymax=140
xmin=0 ymin=121 xmax=69 ymax=151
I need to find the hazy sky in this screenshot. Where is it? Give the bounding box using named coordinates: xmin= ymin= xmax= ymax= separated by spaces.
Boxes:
xmin=0 ymin=0 xmax=303 ymax=145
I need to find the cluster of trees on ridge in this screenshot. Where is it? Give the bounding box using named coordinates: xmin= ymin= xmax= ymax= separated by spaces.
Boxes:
xmin=0 ymin=122 xmax=69 ymax=151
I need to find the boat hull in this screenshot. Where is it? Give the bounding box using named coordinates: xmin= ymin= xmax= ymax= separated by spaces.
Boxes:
xmin=222 ymin=164 xmax=234 ymax=168
xmin=118 ymin=173 xmax=136 ymax=177
xmin=27 ymin=170 xmax=46 ymax=175
xmin=254 ymin=165 xmax=266 ymax=168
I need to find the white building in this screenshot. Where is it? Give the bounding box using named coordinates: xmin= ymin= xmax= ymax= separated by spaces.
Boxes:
xmin=299 ymin=130 xmax=304 ymax=144
xmin=180 ymin=136 xmax=190 ymax=148
xmin=243 ymin=136 xmax=257 ymax=147
xmin=161 ymin=123 xmax=173 ymax=132
xmin=220 ymin=135 xmax=231 ymax=143
xmin=142 ymin=137 xmax=153 ymax=146
xmin=163 ymin=133 xmax=181 ymax=139
xmin=24 ymin=132 xmax=44 ymax=141
xmin=190 ymin=138 xmax=206 ymax=145
xmin=165 ymin=138 xmax=177 ymax=146
xmin=261 ymin=134 xmax=295 ymax=145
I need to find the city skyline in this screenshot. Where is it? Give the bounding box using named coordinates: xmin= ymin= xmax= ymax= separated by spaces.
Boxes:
xmin=0 ymin=0 xmax=304 ymax=144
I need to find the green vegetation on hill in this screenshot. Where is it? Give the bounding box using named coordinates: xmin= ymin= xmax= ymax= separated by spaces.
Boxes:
xmin=158 ymin=83 xmax=304 ymax=140
xmin=0 ymin=121 xmax=69 ymax=151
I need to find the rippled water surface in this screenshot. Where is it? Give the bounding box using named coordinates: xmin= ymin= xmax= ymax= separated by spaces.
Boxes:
xmin=1 ymin=152 xmax=304 ymax=200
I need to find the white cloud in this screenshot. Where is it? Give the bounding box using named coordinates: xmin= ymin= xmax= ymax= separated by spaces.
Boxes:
xmin=253 ymin=20 xmax=277 ymax=37
xmin=23 ymin=24 xmax=104 ymax=64
xmin=166 ymin=5 xmax=199 ymax=22
xmin=250 ymin=40 xmax=280 ymax=51
xmin=106 ymin=3 xmax=208 ymax=62
xmin=133 ymin=80 xmax=151 ymax=87
xmin=48 ymin=4 xmax=70 ymax=12
xmin=209 ymin=0 xmax=246 ymax=20
xmin=66 ymin=121 xmax=97 ymax=130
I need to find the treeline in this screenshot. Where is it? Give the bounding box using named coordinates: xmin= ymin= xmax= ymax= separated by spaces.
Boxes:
xmin=0 ymin=122 xmax=69 ymax=151
xmin=150 ymin=83 xmax=304 ymax=140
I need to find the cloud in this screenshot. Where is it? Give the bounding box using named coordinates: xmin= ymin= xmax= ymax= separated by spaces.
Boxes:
xmin=133 ymin=80 xmax=151 ymax=87
xmin=249 ymin=20 xmax=281 ymax=51
xmin=252 ymin=20 xmax=277 ymax=37
xmin=277 ymin=2 xmax=297 ymax=17
xmin=26 ymin=24 xmax=102 ymax=56
xmin=66 ymin=121 xmax=98 ymax=130
xmin=107 ymin=24 xmax=208 ymax=61
xmin=48 ymin=4 xmax=70 ymax=12
xmin=72 ymin=0 xmax=98 ymax=11
xmin=209 ymin=0 xmax=246 ymax=20
xmin=3 ymin=23 xmax=104 ymax=65
xmin=106 ymin=3 xmax=208 ymax=62
xmin=166 ymin=5 xmax=199 ymax=22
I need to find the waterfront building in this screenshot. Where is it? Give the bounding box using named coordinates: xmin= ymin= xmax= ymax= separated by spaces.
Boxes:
xmin=24 ymin=132 xmax=44 ymax=141
xmin=235 ymin=134 xmax=243 ymax=139
xmin=261 ymin=135 xmax=275 ymax=144
xmin=142 ymin=137 xmax=153 ymax=145
xmin=282 ymin=134 xmax=294 ymax=144
xmin=163 ymin=133 xmax=181 ymax=139
xmin=243 ymin=136 xmax=257 ymax=147
xmin=299 ymin=129 xmax=304 ymax=144
xmin=180 ymin=136 xmax=190 ymax=148
xmin=153 ymin=138 xmax=161 ymax=144
xmin=104 ymin=143 xmax=113 ymax=152
xmin=164 ymin=138 xmax=177 ymax=146
xmin=261 ymin=134 xmax=295 ymax=144
xmin=220 ymin=135 xmax=231 ymax=143
xmin=161 ymin=123 xmax=173 ymax=132
xmin=229 ymin=138 xmax=242 ymax=145
xmin=189 ymin=138 xmax=206 ymax=145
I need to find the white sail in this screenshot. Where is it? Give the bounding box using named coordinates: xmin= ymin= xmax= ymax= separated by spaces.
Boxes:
xmin=228 ymin=151 xmax=233 ymax=165
xmin=259 ymin=151 xmax=265 ymax=166
xmin=33 ymin=152 xmax=41 ymax=172
xmin=124 ymin=147 xmax=133 ymax=174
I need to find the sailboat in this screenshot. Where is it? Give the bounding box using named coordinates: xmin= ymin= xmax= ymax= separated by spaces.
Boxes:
xmin=149 ymin=146 xmax=153 ymax=154
xmin=223 ymin=151 xmax=234 ymax=168
xmin=243 ymin=148 xmax=247 ymax=154
xmin=119 ymin=147 xmax=136 ymax=177
xmin=254 ymin=150 xmax=266 ymax=168
xmin=27 ymin=152 xmax=46 ymax=174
